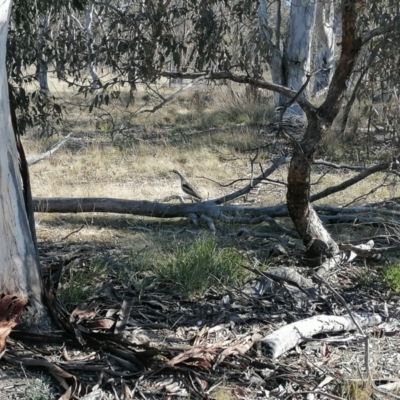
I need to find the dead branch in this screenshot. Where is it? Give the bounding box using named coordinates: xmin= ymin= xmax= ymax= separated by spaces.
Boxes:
xmin=339 ymin=241 xmax=400 ymax=258
xmin=210 ymin=156 xmax=290 ymax=205
xmin=27 ymin=133 xmax=72 ymax=166
xmin=313 ymin=159 xmax=367 ymax=171
xmin=261 ymin=313 xmax=382 ymax=359
xmin=310 ymin=161 xmax=392 ymax=203
xmin=159 ymin=71 xmax=315 ymax=114
xmin=138 ymin=75 xmax=205 ymax=114
xmin=315 ymin=204 xmax=400 ymax=218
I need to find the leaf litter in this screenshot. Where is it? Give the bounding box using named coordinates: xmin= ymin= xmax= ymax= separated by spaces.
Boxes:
xmin=2 ymin=240 xmax=400 ymax=400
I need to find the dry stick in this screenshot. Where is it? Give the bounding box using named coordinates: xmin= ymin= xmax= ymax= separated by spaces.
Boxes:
xmin=313 ymin=274 xmax=400 ymax=400
xmin=241 ymin=264 xmax=311 ymax=297
xmin=138 ymin=75 xmax=206 ymax=115
xmin=343 ymin=180 xmax=394 ymax=208
xmin=210 ymin=156 xmax=290 ymax=205
xmin=313 ymin=159 xmax=367 ymax=171
xmin=59 ymin=225 xmax=85 ymax=241
xmin=26 ymin=132 xmax=73 ymax=166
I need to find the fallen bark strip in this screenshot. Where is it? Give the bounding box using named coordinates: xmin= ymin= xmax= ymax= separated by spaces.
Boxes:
xmin=261 ymin=313 xmax=382 ymax=359
xmin=27 ymin=132 xmax=72 ymax=165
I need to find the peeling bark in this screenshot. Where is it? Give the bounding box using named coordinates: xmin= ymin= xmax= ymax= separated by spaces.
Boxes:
xmin=0 ymin=296 xmax=27 ymax=357
xmin=0 ymin=1 xmax=48 ymax=333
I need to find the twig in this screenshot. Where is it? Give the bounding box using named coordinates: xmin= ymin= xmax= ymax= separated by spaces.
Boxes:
xmin=59 ymin=225 xmax=85 ymax=242
xmin=138 ymin=75 xmax=205 ymax=115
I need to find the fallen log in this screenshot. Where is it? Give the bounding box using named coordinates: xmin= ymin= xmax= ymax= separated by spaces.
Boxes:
xmin=32 ymin=197 xmax=288 ymax=219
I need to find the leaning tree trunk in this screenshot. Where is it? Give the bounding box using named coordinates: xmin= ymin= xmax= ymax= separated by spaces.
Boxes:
xmin=0 ymin=0 xmax=47 ymax=351
xmin=287 ymin=0 xmax=361 ymax=259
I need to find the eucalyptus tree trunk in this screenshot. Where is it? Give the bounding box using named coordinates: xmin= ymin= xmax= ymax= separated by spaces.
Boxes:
xmin=313 ymin=0 xmax=335 ymax=97
xmin=284 ymin=0 xmax=316 ymax=115
xmin=0 ymin=0 xmax=47 ymax=351
xmin=38 ymin=13 xmax=51 ymax=95
xmin=258 ymin=0 xmax=315 ymax=116
xmin=258 ymin=0 xmax=284 ymax=107
xmin=86 ymin=1 xmax=100 ymax=90
xmin=287 ymin=1 xmax=361 ymax=258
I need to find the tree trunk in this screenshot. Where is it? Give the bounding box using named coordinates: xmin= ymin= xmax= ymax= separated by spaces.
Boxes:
xmin=284 ymin=0 xmax=315 ymax=116
xmin=312 ymin=0 xmax=335 ymax=97
xmin=287 ymin=0 xmax=361 ymax=259
xmin=287 ymin=118 xmax=339 ymax=258
xmin=86 ymin=2 xmax=100 ymax=90
xmin=258 ymin=0 xmax=284 ymax=108
xmin=0 ymin=0 xmax=47 ymax=349
xmin=38 ymin=13 xmax=50 ymax=95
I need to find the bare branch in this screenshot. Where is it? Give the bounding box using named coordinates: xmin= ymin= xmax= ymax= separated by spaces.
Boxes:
xmin=310 ymin=161 xmax=391 ymax=203
xmin=159 ymin=71 xmax=316 ymax=115
xmin=361 ymin=17 xmax=400 ymax=44
xmin=209 ymin=156 xmax=290 ymax=205
xmin=27 ymin=133 xmax=72 ymax=166
xmin=138 ymin=76 xmax=205 ymax=115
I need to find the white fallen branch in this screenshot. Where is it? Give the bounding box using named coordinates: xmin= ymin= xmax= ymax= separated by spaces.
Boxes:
xmin=27 ymin=133 xmax=72 ymax=166
xmin=261 ymin=313 xmax=382 ymax=359
xmin=377 ymin=382 xmax=400 ymax=393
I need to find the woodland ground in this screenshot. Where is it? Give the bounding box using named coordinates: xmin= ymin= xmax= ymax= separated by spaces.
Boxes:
xmin=3 ymin=76 xmax=400 ymax=399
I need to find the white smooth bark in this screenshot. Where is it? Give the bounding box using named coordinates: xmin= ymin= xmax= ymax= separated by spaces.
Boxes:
xmin=258 ymin=0 xmax=284 ymax=107
xmin=38 ymin=13 xmax=51 ymax=94
xmin=284 ymin=0 xmax=316 ymax=115
xmin=313 ymin=0 xmax=335 ymax=96
xmin=0 ymin=1 xmax=42 ymax=307
xmin=86 ymin=2 xmax=100 ymax=89
xmin=262 ymin=313 xmax=382 ymax=359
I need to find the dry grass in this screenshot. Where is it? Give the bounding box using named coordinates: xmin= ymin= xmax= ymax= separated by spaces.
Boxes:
xmin=23 ymin=73 xmax=400 ymax=253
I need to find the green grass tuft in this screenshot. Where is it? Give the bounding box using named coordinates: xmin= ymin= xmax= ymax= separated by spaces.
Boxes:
xmin=59 ymin=261 xmax=110 ymax=310
xmin=381 ymin=263 xmax=400 ymax=291
xmin=120 ymin=237 xmax=250 ymax=298
xmin=158 ymin=237 xmax=249 ymax=297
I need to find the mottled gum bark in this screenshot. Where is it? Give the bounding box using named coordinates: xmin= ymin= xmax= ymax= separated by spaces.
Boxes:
xmin=287 ymin=118 xmax=339 ymax=257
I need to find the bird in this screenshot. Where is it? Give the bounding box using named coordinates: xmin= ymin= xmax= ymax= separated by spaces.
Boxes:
xmin=171 ymin=169 xmax=203 ymax=201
